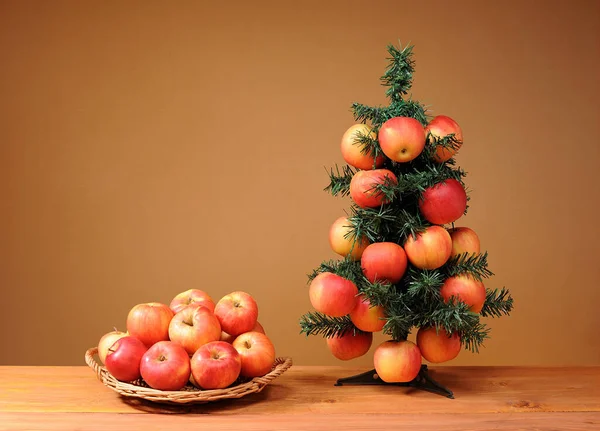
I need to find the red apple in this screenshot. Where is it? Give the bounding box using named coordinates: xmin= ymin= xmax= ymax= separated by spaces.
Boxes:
xmin=360 ymin=242 xmax=407 ymax=284
xmin=419 ymin=179 xmax=467 ymax=225
xmin=190 ymin=341 xmax=242 ymax=389
xmin=169 ymin=289 xmax=215 ymax=314
xmin=309 ymin=272 xmax=358 ymax=317
xmin=97 ymin=329 xmax=128 ymax=364
xmin=416 ymin=327 xmax=461 ymax=363
xmin=448 ymin=227 xmax=480 ymax=258
xmin=168 ymin=304 xmax=222 ymax=355
xmin=126 ymin=302 xmax=174 ymax=348
xmin=327 ymin=331 xmax=372 ymax=360
xmin=232 ymin=331 xmax=276 ymax=377
xmin=403 ymin=226 xmax=452 ymax=270
xmin=340 ymin=124 xmax=385 ymax=170
xmin=214 ymin=291 xmax=259 ymax=337
xmin=140 ymin=341 xmax=191 ymax=390
xmin=349 ymin=294 xmax=386 ymax=332
xmin=373 ymin=340 xmax=422 ymax=383
xmin=378 ymin=117 xmax=426 ymax=163
xmin=349 ymin=169 xmax=397 ymax=208
xmin=329 ymin=216 xmax=369 ymax=260
xmin=440 ymin=274 xmax=486 ymax=313
xmin=221 ymin=320 xmax=265 ymax=343
xmin=426 ymin=115 xmax=463 ymax=163
xmin=104 ymin=336 xmax=148 ymax=382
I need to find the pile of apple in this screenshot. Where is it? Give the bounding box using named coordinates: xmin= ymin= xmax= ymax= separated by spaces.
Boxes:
xmin=312 ymin=115 xmax=485 ymax=382
xmin=97 ymin=290 xmax=276 ymax=391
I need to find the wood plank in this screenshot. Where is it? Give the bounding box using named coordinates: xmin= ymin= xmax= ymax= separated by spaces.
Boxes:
xmin=0 ymin=412 xmax=599 ymax=431
xmin=0 ymin=366 xmax=598 ymax=415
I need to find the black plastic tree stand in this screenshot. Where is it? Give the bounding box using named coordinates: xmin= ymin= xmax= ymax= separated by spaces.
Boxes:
xmin=334 ymin=364 xmax=454 ymax=399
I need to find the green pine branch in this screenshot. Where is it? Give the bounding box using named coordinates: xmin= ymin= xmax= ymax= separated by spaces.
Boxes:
xmin=354 ymin=129 xmax=383 ymax=162
xmin=403 ymin=163 xmax=467 ymax=192
xmin=458 ymin=321 xmax=489 ymax=353
xmin=298 ymin=41 xmax=513 ymax=354
xmin=358 ymin=279 xmax=399 ymax=309
xmin=480 ymin=287 xmax=514 ymax=318
xmin=392 ymin=208 xmax=428 ymax=243
xmin=346 ymin=205 xmax=394 ymax=243
xmin=376 ymin=163 xmax=467 ymax=204
xmin=306 ymin=258 xmax=364 ymax=286
xmin=405 ymin=267 xmax=444 ymax=301
xmin=324 ymin=165 xmax=355 ymax=197
xmin=351 ymin=100 xmax=429 ymax=127
xmin=421 ymin=132 xmax=462 ymax=160
xmin=412 ymin=300 xmax=489 ymax=353
xmin=380 ymin=43 xmax=416 ymax=101
xmin=382 ymin=312 xmax=413 ymax=341
xmin=373 ymin=174 xmax=402 ymax=203
xmin=443 ymin=252 xmax=494 ymax=281
xmin=347 ymin=205 xmax=427 ymax=244
xmin=299 ymin=312 xmax=358 ymax=338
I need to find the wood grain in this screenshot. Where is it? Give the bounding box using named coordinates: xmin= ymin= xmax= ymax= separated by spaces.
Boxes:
xmin=0 ymin=366 xmax=598 ymax=429
xmin=0 ymin=412 xmax=599 ymax=431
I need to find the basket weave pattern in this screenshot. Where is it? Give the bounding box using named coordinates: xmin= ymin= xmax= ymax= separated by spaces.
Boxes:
xmin=85 ymin=347 xmax=292 ymax=404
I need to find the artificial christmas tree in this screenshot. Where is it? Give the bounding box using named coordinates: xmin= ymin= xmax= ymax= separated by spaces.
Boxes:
xmin=299 ymin=43 xmax=513 ymax=398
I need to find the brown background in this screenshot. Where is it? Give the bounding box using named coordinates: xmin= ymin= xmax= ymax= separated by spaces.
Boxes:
xmin=1 ymin=0 xmax=599 ymax=366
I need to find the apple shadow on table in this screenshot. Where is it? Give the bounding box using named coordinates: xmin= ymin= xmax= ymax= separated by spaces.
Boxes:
xmin=119 ymin=384 xmax=291 ymax=414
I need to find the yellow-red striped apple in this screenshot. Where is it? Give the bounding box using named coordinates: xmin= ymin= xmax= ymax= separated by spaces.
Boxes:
xmin=214 ymin=291 xmax=259 ymax=337
xmin=140 ymin=341 xmax=191 ymax=391
xmin=97 ymin=329 xmax=128 ymax=364
xmin=340 ymin=124 xmax=385 ymax=170
xmin=440 ymin=274 xmax=486 ymax=313
xmin=126 ymin=302 xmax=174 ymax=348
xmin=349 ymin=294 xmax=386 ymax=332
xmin=168 ymin=304 xmax=222 ymax=355
xmin=378 ymin=117 xmax=426 ymax=163
xmin=309 ymin=272 xmax=358 ymax=317
xmin=373 ymin=340 xmax=422 ymax=383
xmin=329 ymin=216 xmax=369 ymax=260
xmin=416 ymin=327 xmax=461 ymax=363
xmin=419 ymin=179 xmax=467 ymax=225
xmin=426 ymin=115 xmax=463 ymax=163
xmin=190 ymin=341 xmax=241 ymax=389
xmin=105 ymin=336 xmax=148 ymax=382
xmin=360 ymin=242 xmax=407 ymax=284
xmin=403 ymin=226 xmax=452 ymax=270
xmin=448 ymin=227 xmax=480 ymax=258
xmin=221 ymin=320 xmax=265 ymax=344
xmin=349 ymin=169 xmax=397 ymax=208
xmin=232 ymin=331 xmax=276 ymax=378
xmin=326 ymin=331 xmax=372 ymax=360
xmin=169 ymin=289 xmax=215 ymax=314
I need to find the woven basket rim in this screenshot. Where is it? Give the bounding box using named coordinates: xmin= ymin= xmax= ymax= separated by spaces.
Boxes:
xmin=85 ymin=346 xmax=292 ymax=404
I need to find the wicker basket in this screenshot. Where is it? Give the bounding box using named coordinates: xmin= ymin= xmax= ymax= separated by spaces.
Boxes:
xmin=85 ymin=347 xmax=292 ymax=404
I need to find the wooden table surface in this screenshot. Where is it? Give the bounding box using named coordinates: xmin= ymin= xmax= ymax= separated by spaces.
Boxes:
xmin=0 ymin=365 xmax=599 ymax=430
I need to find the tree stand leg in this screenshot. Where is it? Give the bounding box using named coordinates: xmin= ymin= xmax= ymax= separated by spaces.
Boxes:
xmin=334 ymin=364 xmax=454 ymax=399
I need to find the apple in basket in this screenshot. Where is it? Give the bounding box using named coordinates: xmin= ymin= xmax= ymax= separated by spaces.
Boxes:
xmin=232 ymin=331 xmax=276 ymax=378
xmin=168 ymin=303 xmax=222 ymax=355
xmin=169 ymin=289 xmax=215 ymax=314
xmin=126 ymin=302 xmax=174 ymax=348
xmin=105 ymin=336 xmax=148 ymax=382
xmin=140 ymin=341 xmax=191 ymax=391
xmin=214 ymin=291 xmax=259 ymax=337
xmin=97 ymin=329 xmax=128 ymax=364
xmin=221 ymin=320 xmax=265 ymax=343
xmin=190 ymin=341 xmax=242 ymax=389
